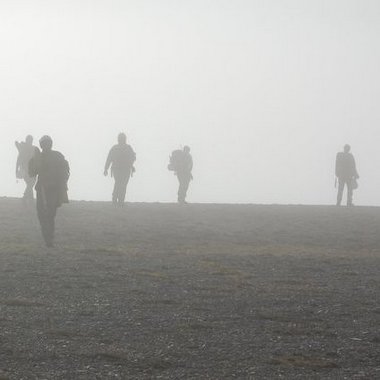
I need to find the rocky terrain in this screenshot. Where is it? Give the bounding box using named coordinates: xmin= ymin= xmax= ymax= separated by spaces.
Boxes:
xmin=0 ymin=198 xmax=379 ymax=379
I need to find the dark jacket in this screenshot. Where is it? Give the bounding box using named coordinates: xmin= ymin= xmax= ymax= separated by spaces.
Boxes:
xmin=177 ymin=152 xmax=193 ymax=174
xmin=335 ymin=152 xmax=358 ymax=179
xmin=105 ymin=144 xmax=136 ymax=175
xmin=29 ymin=149 xmax=70 ymax=206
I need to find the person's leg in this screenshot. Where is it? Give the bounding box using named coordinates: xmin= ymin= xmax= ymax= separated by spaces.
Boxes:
xmin=182 ymin=176 xmax=191 ymax=203
xmin=23 ymin=178 xmax=28 ymax=202
xmin=118 ymin=175 xmax=130 ymax=205
xmin=336 ymin=178 xmax=344 ymax=206
xmin=113 ymin=175 xmax=128 ymax=205
xmin=347 ymin=179 xmax=353 ymax=206
xmin=45 ymin=205 xmax=57 ymax=246
xmin=177 ymin=173 xmax=190 ymax=203
xmin=36 ymin=188 xmax=50 ymax=245
xmin=177 ymin=175 xmax=184 ymax=203
xmin=112 ymin=178 xmax=119 ymax=205
xmin=24 ymin=176 xmax=35 ymax=203
xmin=44 ymin=190 xmax=59 ymax=247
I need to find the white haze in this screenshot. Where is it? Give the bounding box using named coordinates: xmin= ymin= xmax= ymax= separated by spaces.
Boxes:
xmin=1 ymin=0 xmax=379 ymax=205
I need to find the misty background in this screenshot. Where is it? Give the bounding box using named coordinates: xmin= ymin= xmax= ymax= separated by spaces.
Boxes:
xmin=1 ymin=0 xmax=379 ymax=205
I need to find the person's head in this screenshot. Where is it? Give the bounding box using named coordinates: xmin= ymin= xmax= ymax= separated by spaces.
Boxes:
xmin=183 ymin=145 xmax=190 ymax=154
xmin=118 ymin=133 xmax=127 ymax=144
xmin=25 ymin=135 xmax=33 ymax=145
xmin=39 ymin=135 xmax=53 ymax=151
xmin=344 ymin=144 xmax=351 ymax=153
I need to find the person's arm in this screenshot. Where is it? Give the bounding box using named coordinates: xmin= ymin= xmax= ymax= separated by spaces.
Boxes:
xmin=66 ymin=160 xmax=70 ymax=180
xmin=63 ymin=157 xmax=70 ymax=183
xmin=188 ymin=155 xmax=193 ymax=180
xmin=104 ymin=147 xmax=113 ymax=176
xmin=132 ymin=148 xmax=136 ymax=164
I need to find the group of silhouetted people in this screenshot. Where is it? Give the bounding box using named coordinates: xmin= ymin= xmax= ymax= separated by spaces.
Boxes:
xmin=102 ymin=133 xmax=193 ymax=206
xmin=15 ymin=135 xmax=70 ymax=247
xmin=14 ymin=133 xmax=193 ymax=247
xmin=14 ymin=133 xmax=359 ymax=247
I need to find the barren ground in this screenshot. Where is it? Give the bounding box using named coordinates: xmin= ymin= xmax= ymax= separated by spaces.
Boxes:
xmin=0 ymin=198 xmax=379 ymax=379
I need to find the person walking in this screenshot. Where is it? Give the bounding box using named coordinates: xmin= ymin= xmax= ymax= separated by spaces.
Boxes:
xmin=104 ymin=133 xmax=136 ymax=206
xmin=29 ymin=136 xmax=70 ymax=247
xmin=15 ymin=135 xmax=37 ymax=204
xmin=335 ymin=144 xmax=359 ymax=206
xmin=168 ymin=146 xmax=193 ymax=204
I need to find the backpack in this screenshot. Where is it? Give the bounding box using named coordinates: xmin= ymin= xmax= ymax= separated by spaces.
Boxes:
xmin=168 ymin=150 xmax=184 ymax=171
xmin=16 ymin=142 xmax=35 ymax=178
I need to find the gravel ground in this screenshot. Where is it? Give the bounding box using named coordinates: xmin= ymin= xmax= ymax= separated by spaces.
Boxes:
xmin=0 ymin=198 xmax=379 ymax=379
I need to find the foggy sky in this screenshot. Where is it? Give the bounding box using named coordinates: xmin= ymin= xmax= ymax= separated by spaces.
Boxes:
xmin=1 ymin=0 xmax=379 ymax=205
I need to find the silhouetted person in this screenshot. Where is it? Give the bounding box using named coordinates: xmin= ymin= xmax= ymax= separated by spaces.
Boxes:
xmin=15 ymin=135 xmax=37 ymax=204
xmin=335 ymin=144 xmax=359 ymax=207
xmin=104 ymin=133 xmax=136 ymax=206
xmin=168 ymin=146 xmax=193 ymax=204
xmin=29 ymin=136 xmax=70 ymax=247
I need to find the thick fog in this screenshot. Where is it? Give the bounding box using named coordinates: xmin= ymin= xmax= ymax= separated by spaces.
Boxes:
xmin=1 ymin=0 xmax=379 ymax=205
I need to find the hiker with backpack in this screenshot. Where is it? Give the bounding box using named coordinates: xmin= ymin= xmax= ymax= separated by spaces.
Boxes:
xmin=15 ymin=135 xmax=37 ymax=204
xmin=29 ymin=136 xmax=70 ymax=247
xmin=168 ymin=146 xmax=193 ymax=204
xmin=335 ymin=144 xmax=359 ymax=207
xmin=104 ymin=133 xmax=136 ymax=206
